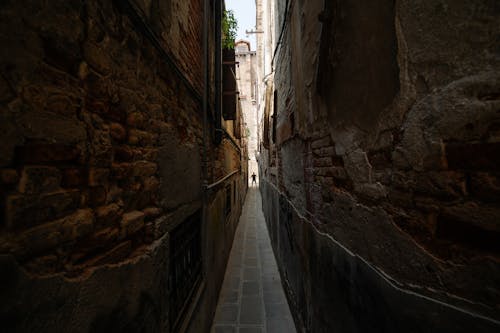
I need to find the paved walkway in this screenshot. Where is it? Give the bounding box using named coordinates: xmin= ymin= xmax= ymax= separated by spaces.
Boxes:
xmin=211 ymin=187 xmax=296 ymax=333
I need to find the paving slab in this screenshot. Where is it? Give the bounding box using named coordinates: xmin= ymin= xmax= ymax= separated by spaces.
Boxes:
xmin=211 ymin=187 xmax=296 ymax=333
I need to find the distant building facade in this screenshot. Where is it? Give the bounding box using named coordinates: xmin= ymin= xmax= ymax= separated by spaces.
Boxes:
xmin=235 ymin=40 xmax=259 ymax=182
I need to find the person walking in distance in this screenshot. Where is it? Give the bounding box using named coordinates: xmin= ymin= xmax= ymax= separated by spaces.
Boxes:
xmin=251 ymin=172 xmax=257 ymax=186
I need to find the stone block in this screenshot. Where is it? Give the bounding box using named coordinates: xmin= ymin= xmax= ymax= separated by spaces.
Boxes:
xmin=88 ymin=168 xmax=110 ymax=186
xmin=87 ymin=227 xmax=120 ymax=248
xmin=6 ymin=190 xmax=81 ymax=229
xmin=312 ymin=146 xmax=335 ymax=157
xmin=88 ymin=129 xmax=113 ymax=167
xmin=95 ymin=203 xmax=122 ymax=226
xmin=111 ymin=162 xmax=132 ymax=180
xmin=141 ymin=148 xmax=159 ymax=161
xmin=355 ymin=183 xmax=388 ymax=201
xmin=120 ymin=211 xmax=145 ymax=237
xmin=142 ymin=207 xmax=161 ymax=220
xmin=126 ymin=112 xmax=146 ymax=128
xmin=313 ymin=157 xmax=332 ymax=167
xmin=128 ymin=129 xmax=156 ymax=146
xmin=109 ymin=123 xmax=127 ymax=142
xmin=132 ymin=161 xmax=157 ymax=177
xmin=18 ymin=166 xmax=61 ymax=194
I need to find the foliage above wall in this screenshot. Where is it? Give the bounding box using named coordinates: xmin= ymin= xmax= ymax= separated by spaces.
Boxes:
xmin=222 ymin=9 xmax=238 ymax=49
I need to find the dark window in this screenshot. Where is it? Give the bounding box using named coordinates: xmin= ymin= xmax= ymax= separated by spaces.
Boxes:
xmin=170 ymin=211 xmax=202 ymax=331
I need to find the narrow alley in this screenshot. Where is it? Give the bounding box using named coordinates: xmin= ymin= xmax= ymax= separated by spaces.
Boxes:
xmin=211 ymin=187 xmax=296 ymax=333
xmin=0 ymin=0 xmax=499 ymax=333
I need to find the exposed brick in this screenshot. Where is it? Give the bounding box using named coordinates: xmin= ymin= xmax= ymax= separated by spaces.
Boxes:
xmin=111 ymin=162 xmax=132 ymax=180
xmin=15 ymin=144 xmax=81 ymax=164
xmin=88 ymin=167 xmax=110 ymax=186
xmin=95 ymin=203 xmax=122 ymax=226
xmin=313 ymin=146 xmax=335 ymax=157
xmin=18 ymin=166 xmax=61 ymax=194
xmin=143 ymin=176 xmax=160 ymax=192
xmin=126 ymin=112 xmax=146 ymax=128
xmin=142 ymin=206 xmax=161 ymax=220
xmin=446 ymin=142 xmax=500 ymax=171
xmin=313 ymin=157 xmax=332 ymax=167
xmin=6 ymin=190 xmax=81 ymax=229
xmin=132 ymin=161 xmax=157 ymax=177
xmin=128 ymin=129 xmax=156 ymax=146
xmin=91 ymin=227 xmax=120 ymax=245
xmin=141 ymin=148 xmax=159 ymax=161
xmin=311 ymin=136 xmax=331 ymax=149
xmin=120 ymin=211 xmax=145 ymax=237
xmin=109 ymin=122 xmax=127 ymax=142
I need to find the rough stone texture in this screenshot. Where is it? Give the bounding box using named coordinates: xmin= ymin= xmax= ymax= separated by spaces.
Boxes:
xmin=0 ymin=0 xmax=248 ymax=332
xmin=258 ymin=0 xmax=500 ymax=331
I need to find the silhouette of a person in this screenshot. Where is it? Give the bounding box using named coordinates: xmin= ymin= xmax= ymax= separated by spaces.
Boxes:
xmin=251 ymin=173 xmax=257 ymax=186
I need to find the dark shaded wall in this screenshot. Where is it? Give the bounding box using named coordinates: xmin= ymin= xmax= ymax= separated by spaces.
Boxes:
xmin=259 ymin=0 xmax=500 ymax=332
xmin=0 ymin=0 xmax=246 ymax=332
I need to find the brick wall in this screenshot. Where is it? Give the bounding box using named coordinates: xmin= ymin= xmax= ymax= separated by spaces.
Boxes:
xmin=0 ymin=0 xmax=246 ymax=331
xmin=258 ymin=0 xmax=500 ymax=331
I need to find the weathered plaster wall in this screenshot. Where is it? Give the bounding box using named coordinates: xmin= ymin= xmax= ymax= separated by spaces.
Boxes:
xmin=0 ymin=0 xmax=246 ymax=332
xmin=259 ymin=0 xmax=500 ymax=331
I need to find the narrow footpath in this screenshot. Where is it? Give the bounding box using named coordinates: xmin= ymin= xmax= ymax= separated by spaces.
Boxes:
xmin=211 ymin=187 xmax=297 ymax=333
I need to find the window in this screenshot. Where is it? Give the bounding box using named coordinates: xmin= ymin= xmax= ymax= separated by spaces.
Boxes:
xmin=169 ymin=211 xmax=202 ymax=330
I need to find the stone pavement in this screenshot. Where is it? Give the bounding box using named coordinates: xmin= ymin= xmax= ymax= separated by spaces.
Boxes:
xmin=211 ymin=187 xmax=297 ymax=333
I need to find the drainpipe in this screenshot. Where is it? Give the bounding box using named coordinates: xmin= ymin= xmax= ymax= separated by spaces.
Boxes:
xmin=214 ymin=0 xmax=223 ymax=144
xmin=202 ymin=0 xmax=209 ymax=185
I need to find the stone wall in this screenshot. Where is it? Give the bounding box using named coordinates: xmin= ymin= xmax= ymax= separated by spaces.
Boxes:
xmin=0 ymin=0 xmax=246 ymax=332
xmin=259 ymin=0 xmax=500 ymax=331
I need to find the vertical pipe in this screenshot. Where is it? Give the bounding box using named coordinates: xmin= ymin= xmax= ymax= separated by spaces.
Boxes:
xmin=215 ymin=0 xmax=223 ymax=144
xmin=202 ymin=0 xmax=209 ymax=189
xmin=201 ymin=0 xmax=210 ymax=290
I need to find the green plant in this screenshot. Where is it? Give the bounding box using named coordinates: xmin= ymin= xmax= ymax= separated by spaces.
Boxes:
xmin=222 ymin=9 xmax=238 ymax=49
